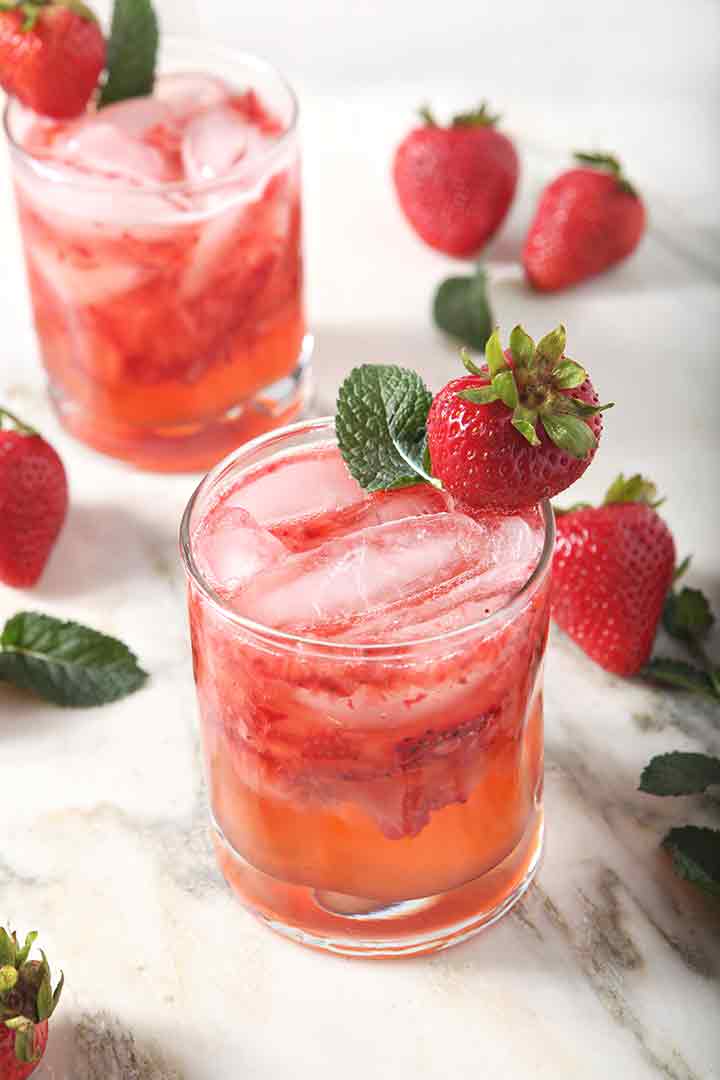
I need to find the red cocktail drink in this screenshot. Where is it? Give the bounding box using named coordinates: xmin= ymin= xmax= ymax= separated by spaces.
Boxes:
xmin=181 ymin=418 xmax=553 ymax=956
xmin=5 ymin=46 xmax=308 ymax=471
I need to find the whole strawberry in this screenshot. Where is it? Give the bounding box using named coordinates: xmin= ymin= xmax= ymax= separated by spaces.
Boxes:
xmin=392 ymin=102 xmax=518 ymax=257
xmin=0 ymin=408 xmax=68 ymax=587
xmin=523 ymin=152 xmax=645 ymax=291
xmin=427 ymin=325 xmax=611 ymax=512
xmin=552 ymin=475 xmax=676 ymax=675
xmin=0 ymin=0 xmax=105 ymax=119
xmin=0 ymin=928 xmax=63 ymax=1079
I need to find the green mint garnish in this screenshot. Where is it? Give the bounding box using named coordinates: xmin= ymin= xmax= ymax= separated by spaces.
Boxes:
xmin=336 ymin=365 xmax=436 ymax=492
xmin=432 ymin=266 xmax=493 ymax=353
xmin=642 ymin=658 xmax=720 ymax=702
xmin=99 ymin=0 xmax=159 ymax=108
xmin=661 ymin=827 xmax=720 ymax=898
xmin=0 ymin=612 xmax=147 ymax=707
xmin=639 ymin=751 xmax=720 ymax=797
xmin=663 ymin=586 xmax=715 ymax=643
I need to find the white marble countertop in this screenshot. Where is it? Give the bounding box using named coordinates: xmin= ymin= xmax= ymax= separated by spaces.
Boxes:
xmin=1 ymin=2 xmax=720 ymax=1077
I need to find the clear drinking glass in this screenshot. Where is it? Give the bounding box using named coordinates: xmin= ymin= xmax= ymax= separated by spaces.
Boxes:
xmin=180 ymin=418 xmax=554 ymax=957
xmin=4 ymin=41 xmax=310 ymax=472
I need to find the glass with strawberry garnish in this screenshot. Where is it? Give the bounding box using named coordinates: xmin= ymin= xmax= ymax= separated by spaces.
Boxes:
xmin=3 ymin=39 xmax=309 ymax=471
xmin=181 ymin=411 xmax=555 ymax=957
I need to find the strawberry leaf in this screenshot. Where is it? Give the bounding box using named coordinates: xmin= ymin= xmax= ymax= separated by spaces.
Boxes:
xmin=0 ymin=612 xmax=148 ymax=707
xmin=536 ymin=325 xmax=566 ymax=367
xmin=6 ymin=1017 xmax=39 ymax=1063
xmin=36 ymin=975 xmax=53 ymax=1023
xmin=99 ymin=0 xmax=159 ymax=108
xmin=604 ymin=473 xmax=661 ymax=506
xmin=336 ymin=365 xmax=435 ymax=492
xmin=458 ymin=385 xmax=498 ymax=405
xmin=0 ymin=966 xmax=18 ymax=992
xmin=485 ymin=329 xmax=507 ymax=377
xmin=509 ymin=325 xmax=534 ymax=370
xmin=491 ymin=370 xmax=519 ymax=408
xmin=0 ymin=930 xmax=16 ymax=967
xmin=551 ymin=360 xmax=587 ymax=389
xmin=662 ymin=826 xmax=720 ymax=897
xmin=663 ymin=587 xmax=715 ymax=643
xmin=540 ymin=412 xmax=596 ymax=459
xmin=643 ymin=657 xmax=720 ymax=701
xmin=433 ymin=268 xmax=493 ymax=353
xmin=639 ymin=751 xmax=720 ymax=796
xmin=673 ymin=555 xmax=692 ymax=583
xmin=14 ymin=932 xmax=37 ymax=967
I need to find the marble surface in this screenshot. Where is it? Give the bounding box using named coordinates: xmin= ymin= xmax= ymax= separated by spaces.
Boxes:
xmin=1 ymin=1 xmax=720 ymax=1077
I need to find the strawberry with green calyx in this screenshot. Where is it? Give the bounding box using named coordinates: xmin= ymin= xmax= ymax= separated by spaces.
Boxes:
xmin=426 ymin=324 xmax=612 ymax=512
xmin=392 ymin=101 xmax=518 ymax=257
xmin=552 ymin=474 xmax=676 ymax=677
xmin=0 ymin=0 xmax=105 ymax=118
xmin=0 ymin=407 xmax=68 ymax=588
xmin=523 ymin=151 xmax=645 ymax=292
xmin=0 ymin=928 xmax=63 ymax=1079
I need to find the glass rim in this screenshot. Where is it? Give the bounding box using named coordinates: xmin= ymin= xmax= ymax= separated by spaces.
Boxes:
xmin=179 ymin=416 xmax=556 ymax=658
xmin=2 ymin=37 xmax=299 ymax=198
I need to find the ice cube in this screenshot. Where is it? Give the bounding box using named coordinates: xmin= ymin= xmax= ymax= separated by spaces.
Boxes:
xmin=88 ymin=98 xmax=178 ymax=140
xmin=193 ymin=505 xmax=286 ymax=594
xmin=231 ymin=512 xmax=489 ymax=632
xmin=155 ymin=73 xmax=231 ymax=117
xmin=27 ymin=242 xmax=146 ymax=305
xmin=181 ymin=104 xmax=279 ymax=185
xmin=225 ymin=447 xmax=367 ymax=529
xmin=56 ymin=121 xmax=174 ymax=184
xmin=274 ymin=484 xmax=453 ymax=552
xmin=180 ymin=200 xmax=248 ymax=298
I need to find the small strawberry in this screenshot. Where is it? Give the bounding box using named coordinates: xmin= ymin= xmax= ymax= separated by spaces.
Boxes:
xmin=427 ymin=324 xmax=611 ymax=512
xmin=0 ymin=927 xmax=63 ymax=1079
xmin=0 ymin=408 xmax=68 ymax=587
xmin=0 ymin=0 xmax=105 ymax=119
xmin=392 ymin=102 xmax=518 ymax=257
xmin=552 ymin=475 xmax=676 ymax=676
xmin=523 ymin=151 xmax=645 ymax=291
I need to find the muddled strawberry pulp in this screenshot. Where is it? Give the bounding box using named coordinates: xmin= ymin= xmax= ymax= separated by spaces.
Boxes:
xmin=188 ymin=442 xmax=551 ymax=909
xmin=8 ymin=74 xmax=305 ymax=471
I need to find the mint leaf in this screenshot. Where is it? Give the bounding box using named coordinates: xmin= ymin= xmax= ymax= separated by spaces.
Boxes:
xmin=0 ymin=612 xmax=148 ymax=707
xmin=663 ymin=587 xmax=715 ymax=643
xmin=336 ymin=365 xmax=434 ymax=492
xmin=662 ymin=826 xmax=720 ymax=897
xmin=642 ymin=657 xmax=720 ymax=702
xmin=640 ymin=752 xmax=720 ymax=796
xmin=432 ymin=267 xmax=493 ymax=352
xmin=99 ymin=0 xmax=159 ymax=108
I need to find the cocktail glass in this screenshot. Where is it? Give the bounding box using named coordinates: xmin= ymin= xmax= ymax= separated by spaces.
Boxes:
xmin=180 ymin=417 xmax=554 ymax=956
xmin=4 ymin=41 xmax=310 ymax=472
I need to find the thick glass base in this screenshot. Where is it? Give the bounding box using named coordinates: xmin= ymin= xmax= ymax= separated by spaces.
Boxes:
xmin=50 ymin=334 xmax=314 ymax=473
xmin=212 ymin=807 xmax=543 ymax=958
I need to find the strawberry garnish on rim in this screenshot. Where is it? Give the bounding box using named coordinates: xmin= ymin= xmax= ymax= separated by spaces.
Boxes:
xmin=0 ymin=0 xmax=105 ymax=119
xmin=427 ymin=324 xmax=612 ymax=512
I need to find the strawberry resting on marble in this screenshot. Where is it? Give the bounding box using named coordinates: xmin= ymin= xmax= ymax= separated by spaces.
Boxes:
xmin=0 ymin=408 xmax=68 ymax=587
xmin=0 ymin=927 xmax=63 ymax=1079
xmin=0 ymin=0 xmax=105 ymax=119
xmin=552 ymin=475 xmax=676 ymax=675
xmin=427 ymin=324 xmax=611 ymax=512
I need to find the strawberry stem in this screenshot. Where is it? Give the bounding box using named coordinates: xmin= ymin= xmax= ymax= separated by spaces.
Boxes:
xmin=0 ymin=407 xmax=36 ymax=435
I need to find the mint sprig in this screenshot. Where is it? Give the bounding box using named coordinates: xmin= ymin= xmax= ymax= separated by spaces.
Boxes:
xmin=640 ymin=751 xmax=720 ymax=796
xmin=0 ymin=612 xmax=147 ymax=707
xmin=662 ymin=827 xmax=720 ymax=898
xmin=336 ymin=365 xmax=436 ymax=491
xmin=99 ymin=0 xmax=159 ymax=108
xmin=644 ymin=567 xmax=720 ymax=703
xmin=432 ymin=266 xmax=493 ymax=353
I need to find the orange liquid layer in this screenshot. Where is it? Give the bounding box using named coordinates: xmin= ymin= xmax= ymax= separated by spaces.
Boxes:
xmin=211 ymin=695 xmax=543 ymax=904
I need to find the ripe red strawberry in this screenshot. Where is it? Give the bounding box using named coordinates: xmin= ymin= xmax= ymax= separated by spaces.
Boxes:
xmin=427 ymin=324 xmax=610 ymax=512
xmin=0 ymin=927 xmax=63 ymax=1079
xmin=0 ymin=408 xmax=68 ymax=587
xmin=552 ymin=475 xmax=676 ymax=675
xmin=392 ymin=102 xmax=518 ymax=257
xmin=0 ymin=0 xmax=105 ymax=119
xmin=523 ymin=152 xmax=645 ymax=291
